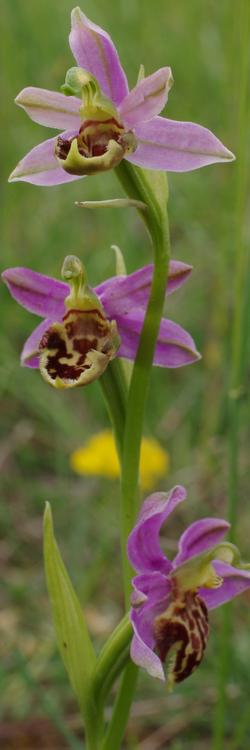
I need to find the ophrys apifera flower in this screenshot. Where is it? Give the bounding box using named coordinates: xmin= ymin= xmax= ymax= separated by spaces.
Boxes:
xmin=9 ymin=7 xmax=234 ymax=185
xmin=2 ymin=256 xmax=199 ymax=388
xmin=127 ymin=487 xmax=250 ymax=686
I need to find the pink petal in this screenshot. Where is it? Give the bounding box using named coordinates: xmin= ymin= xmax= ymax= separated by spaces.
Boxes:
xmin=116 ymin=312 xmax=200 ymax=367
xmin=200 ymin=562 xmax=250 ymax=610
xmin=174 ymin=518 xmax=230 ymax=568
xmin=128 ymin=116 xmax=235 ymax=172
xmin=119 ymin=67 xmax=173 ymax=128
xmin=15 ymin=87 xmax=81 ymax=130
xmin=130 ymin=608 xmax=165 ymax=680
xmin=9 ymin=131 xmax=80 ymax=186
xmin=132 ymin=571 xmax=171 ymax=607
xmin=69 ymin=8 xmax=128 ymax=106
xmin=127 ymin=486 xmax=186 ymax=575
xmin=21 ymin=319 xmax=52 ymax=367
xmin=2 ymin=267 xmax=68 ymax=319
xmin=96 ymin=260 xmax=192 ymax=317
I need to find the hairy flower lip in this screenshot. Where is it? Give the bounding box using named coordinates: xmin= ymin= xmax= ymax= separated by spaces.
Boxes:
xmin=153 ymin=589 xmax=209 ymax=687
xmin=38 ymin=307 xmax=119 ymax=388
xmin=9 ymin=8 xmax=235 ymax=185
xmin=127 ymin=488 xmax=250 ymax=683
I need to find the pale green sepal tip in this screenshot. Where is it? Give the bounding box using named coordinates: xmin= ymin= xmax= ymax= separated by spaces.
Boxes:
xmin=8 ymin=168 xmax=18 ymax=183
xmin=111 ymin=245 xmax=127 ymax=277
xmin=109 ymin=244 xmax=134 ymax=386
xmin=137 ymin=64 xmax=145 ymax=83
xmin=43 ymin=501 xmax=96 ymax=715
xmin=71 ymin=6 xmax=86 ymax=25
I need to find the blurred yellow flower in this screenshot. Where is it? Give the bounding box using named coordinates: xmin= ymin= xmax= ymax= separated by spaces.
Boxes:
xmin=70 ymin=430 xmax=169 ymax=490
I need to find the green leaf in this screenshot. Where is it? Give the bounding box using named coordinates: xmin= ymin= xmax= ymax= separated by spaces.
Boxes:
xmin=43 ymin=502 xmax=96 ymax=715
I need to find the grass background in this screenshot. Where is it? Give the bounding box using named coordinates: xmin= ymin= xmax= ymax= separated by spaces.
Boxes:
xmin=1 ymin=0 xmax=250 ymax=747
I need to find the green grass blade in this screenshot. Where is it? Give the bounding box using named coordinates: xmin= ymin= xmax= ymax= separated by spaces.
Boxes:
xmin=43 ymin=502 xmax=96 ymax=718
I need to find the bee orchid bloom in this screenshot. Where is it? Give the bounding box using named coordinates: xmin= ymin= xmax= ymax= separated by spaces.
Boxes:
xmin=9 ymin=7 xmax=234 ymax=185
xmin=2 ymin=257 xmax=200 ymax=388
xmin=127 ymin=486 xmax=250 ymax=686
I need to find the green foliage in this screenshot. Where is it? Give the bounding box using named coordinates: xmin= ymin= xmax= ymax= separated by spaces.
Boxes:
xmin=43 ymin=503 xmax=96 ymax=715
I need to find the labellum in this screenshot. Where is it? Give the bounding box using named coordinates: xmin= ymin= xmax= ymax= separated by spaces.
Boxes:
xmin=39 ymin=308 xmax=119 ymax=389
xmin=154 ymin=586 xmax=209 ymax=688
xmin=38 ymin=254 xmax=120 ymax=388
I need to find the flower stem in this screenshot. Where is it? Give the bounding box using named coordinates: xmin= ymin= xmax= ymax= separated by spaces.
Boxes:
xmin=100 ymin=358 xmax=128 ymax=458
xmin=213 ymin=2 xmax=250 ymax=747
xmin=116 ymin=162 xmax=170 ymax=607
xmin=101 ymin=661 xmax=138 ymax=750
xmin=93 ymin=614 xmax=132 ymax=708
xmin=92 ymin=164 xmax=170 ymax=750
xmin=99 ymin=163 xmax=170 ymax=750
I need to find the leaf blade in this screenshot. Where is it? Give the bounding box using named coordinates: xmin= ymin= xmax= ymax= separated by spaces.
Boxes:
xmin=43 ymin=502 xmax=96 ymax=715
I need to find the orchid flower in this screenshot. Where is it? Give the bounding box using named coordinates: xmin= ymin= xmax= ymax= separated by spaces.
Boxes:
xmin=127 ymin=486 xmax=250 ymax=686
xmin=2 ymin=256 xmax=199 ymax=388
xmin=9 ymin=7 xmax=234 ymax=186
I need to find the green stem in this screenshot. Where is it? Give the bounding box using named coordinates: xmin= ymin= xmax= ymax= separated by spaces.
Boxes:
xmin=116 ymin=162 xmax=170 ymax=607
xmin=91 ymin=163 xmax=170 ymax=750
xmin=100 ymin=358 xmax=128 ymax=457
xmin=84 ymin=706 xmax=101 ymax=750
xmin=93 ymin=614 xmax=132 ymax=708
xmin=230 ymin=701 xmax=250 ymax=750
xmin=213 ymin=2 xmax=250 ymax=747
xmin=99 ymin=162 xmax=170 ymax=750
xmin=101 ymin=661 xmax=138 ymax=750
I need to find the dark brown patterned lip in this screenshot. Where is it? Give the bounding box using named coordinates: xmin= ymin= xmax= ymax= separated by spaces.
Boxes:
xmin=154 ymin=590 xmax=209 ymax=685
xmin=39 ymin=308 xmax=116 ymax=384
